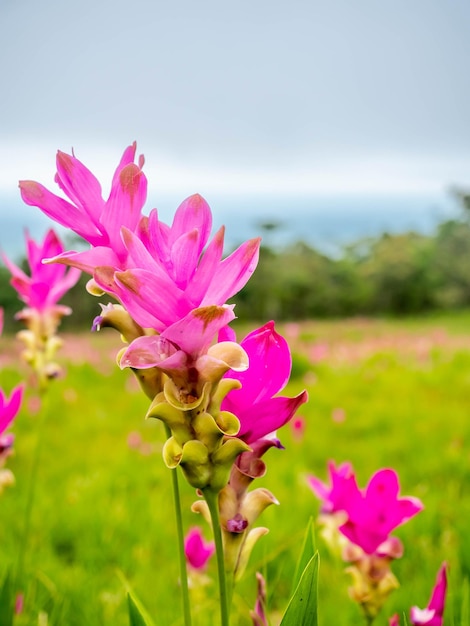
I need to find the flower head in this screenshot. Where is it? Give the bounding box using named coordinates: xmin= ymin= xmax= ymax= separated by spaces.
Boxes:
xmin=339 ymin=468 xmax=423 ymax=555
xmin=410 ymin=563 xmax=447 ymax=626
xmin=184 ymin=527 xmax=215 ymax=571
xmin=20 ymin=144 xmax=261 ymax=334
xmin=3 ymin=229 xmax=80 ymax=317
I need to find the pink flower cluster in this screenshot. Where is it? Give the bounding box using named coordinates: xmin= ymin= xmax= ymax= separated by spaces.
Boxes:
xmin=308 ymin=460 xmax=423 ymax=555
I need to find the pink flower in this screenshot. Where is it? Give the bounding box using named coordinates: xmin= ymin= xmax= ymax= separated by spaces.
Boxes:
xmin=410 ymin=563 xmax=447 ymax=626
xmin=221 ymin=321 xmax=308 ymax=445
xmin=2 ymin=229 xmax=80 ymax=316
xmin=339 ymin=468 xmax=423 ymax=555
xmin=184 ymin=527 xmax=215 ymax=570
xmin=307 ymin=460 xmax=360 ymax=515
xmin=19 ymin=143 xmax=146 ymax=268
xmin=0 ymin=385 xmax=23 ymax=462
xmin=20 ymin=144 xmax=261 ymax=333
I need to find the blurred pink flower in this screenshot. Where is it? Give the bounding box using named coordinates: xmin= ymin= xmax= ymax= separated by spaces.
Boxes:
xmin=331 ymin=407 xmax=346 ymax=423
xmin=184 ymin=527 xmax=215 ymax=571
xmin=3 ymin=229 xmax=80 ymax=317
xmin=221 ymin=321 xmax=308 ymax=446
xmin=410 ymin=563 xmax=447 ymax=626
xmin=250 ymin=572 xmax=268 ymax=626
xmin=290 ymin=415 xmax=306 ymax=441
xmin=307 ymin=460 xmax=359 ymax=515
xmin=339 ymin=468 xmax=423 ymax=555
xmin=0 ymin=385 xmax=23 ymax=463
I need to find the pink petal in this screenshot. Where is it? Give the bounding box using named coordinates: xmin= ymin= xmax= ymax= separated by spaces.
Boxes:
xmin=0 ymin=385 xmax=24 ymax=434
xmin=225 ymin=322 xmax=292 ymax=409
xmin=55 ymin=150 xmax=105 ymax=225
xmin=161 ymin=305 xmax=236 ymax=358
xmin=120 ymin=335 xmax=178 ymax=369
xmin=47 ymin=248 xmax=121 ymax=275
xmin=170 ymin=229 xmax=201 ymax=289
xmin=100 ymin=163 xmax=147 ymax=255
xmin=187 ymin=226 xmax=225 ymax=305
xmin=115 ymin=268 xmax=189 ymax=329
xmin=170 ymin=194 xmax=212 ymax=253
xmin=236 ymin=391 xmax=308 ymax=444
xmin=19 ymin=181 xmax=103 ymax=246
xmin=201 ymin=237 xmax=261 ymax=305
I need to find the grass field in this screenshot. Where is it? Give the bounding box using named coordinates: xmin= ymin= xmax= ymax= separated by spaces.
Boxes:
xmin=1 ymin=311 xmax=470 ymax=625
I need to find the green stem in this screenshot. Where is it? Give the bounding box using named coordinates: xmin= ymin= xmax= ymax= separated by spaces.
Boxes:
xmin=16 ymin=388 xmax=49 ymax=587
xmin=203 ymin=488 xmax=230 ymax=626
xmin=164 ymin=424 xmax=192 ymax=626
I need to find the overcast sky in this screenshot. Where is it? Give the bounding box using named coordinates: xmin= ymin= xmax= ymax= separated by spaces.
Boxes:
xmin=1 ymin=0 xmax=470 ymax=210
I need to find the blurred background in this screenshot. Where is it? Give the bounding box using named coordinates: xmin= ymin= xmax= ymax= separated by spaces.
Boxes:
xmin=2 ymin=0 xmax=470 ymax=324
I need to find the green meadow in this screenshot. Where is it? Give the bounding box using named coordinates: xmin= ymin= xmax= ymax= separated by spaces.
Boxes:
xmin=1 ymin=312 xmax=470 ymax=625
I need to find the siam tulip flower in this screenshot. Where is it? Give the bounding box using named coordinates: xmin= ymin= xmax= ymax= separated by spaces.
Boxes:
xmin=339 ymin=468 xmax=423 ymax=556
xmin=20 ymin=144 xmax=261 ymax=334
xmin=2 ymin=229 xmax=80 ymax=331
xmin=2 ymin=229 xmax=81 ymax=386
xmin=410 ymin=563 xmax=447 ymax=626
xmin=309 ymin=462 xmax=424 ymax=622
xmin=193 ymin=322 xmax=308 ymax=581
xmin=184 ymin=527 xmax=215 ymax=571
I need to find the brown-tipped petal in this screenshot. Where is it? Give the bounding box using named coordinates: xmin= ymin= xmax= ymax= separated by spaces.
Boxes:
xmin=241 ymin=488 xmax=279 ymax=526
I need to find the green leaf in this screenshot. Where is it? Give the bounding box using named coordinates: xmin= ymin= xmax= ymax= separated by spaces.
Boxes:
xmin=292 ymin=517 xmax=316 ymax=596
xmin=461 ymin=577 xmax=469 ymax=626
xmin=280 ymin=552 xmax=319 ymax=626
xmin=0 ymin=571 xmax=14 ymax=626
xmin=127 ymin=593 xmax=149 ymax=626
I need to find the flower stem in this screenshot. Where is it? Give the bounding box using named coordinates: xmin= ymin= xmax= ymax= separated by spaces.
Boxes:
xmin=16 ymin=389 xmax=49 ymax=587
xmin=164 ymin=424 xmax=192 ymax=626
xmin=203 ymin=488 xmax=230 ymax=626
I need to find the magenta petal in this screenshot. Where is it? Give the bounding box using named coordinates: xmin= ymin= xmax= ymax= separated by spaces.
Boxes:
xmin=120 ymin=335 xmax=178 ymax=369
xmin=201 ymin=237 xmax=261 ymax=305
xmin=184 ymin=527 xmax=215 ymax=570
xmin=225 ymin=322 xmax=292 ymax=408
xmin=47 ymin=248 xmax=121 ymax=275
xmin=187 ymin=226 xmax=225 ymax=306
xmin=236 ymin=391 xmax=308 ymax=444
xmin=111 ymin=142 xmax=138 ymax=187
xmin=170 ymin=229 xmax=201 ymax=290
xmin=55 ymin=151 xmax=104 ymax=224
xmin=339 ymin=520 xmax=385 ymax=555
xmin=170 ymin=194 xmax=212 ymax=253
xmin=428 ymin=563 xmax=448 ymax=614
xmin=161 ymin=305 xmax=236 ymax=358
xmin=115 ymin=269 xmax=189 ymax=328
xmin=49 ymin=267 xmax=81 ymax=303
xmin=101 ymin=163 xmax=147 ymax=254
xmin=0 ymin=385 xmax=24 ymax=434
xmin=19 ymin=181 xmax=103 ymax=245
xmin=307 ymin=475 xmax=331 ymax=503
